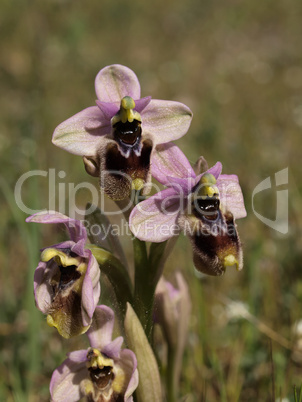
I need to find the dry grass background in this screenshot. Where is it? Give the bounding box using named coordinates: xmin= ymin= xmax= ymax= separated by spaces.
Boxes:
xmin=1 ymin=0 xmax=302 ymax=400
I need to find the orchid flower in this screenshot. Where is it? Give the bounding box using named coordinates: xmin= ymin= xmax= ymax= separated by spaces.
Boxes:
xmin=26 ymin=211 xmax=100 ymax=338
xmin=52 ymin=64 xmax=192 ymax=200
xmin=129 ymin=144 xmax=247 ymax=276
xmin=50 ymin=305 xmax=138 ymax=402
xmin=155 ymin=272 xmax=191 ymax=350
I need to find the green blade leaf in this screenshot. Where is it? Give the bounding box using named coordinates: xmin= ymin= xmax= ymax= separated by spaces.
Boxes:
xmin=124 ymin=303 xmax=163 ymax=402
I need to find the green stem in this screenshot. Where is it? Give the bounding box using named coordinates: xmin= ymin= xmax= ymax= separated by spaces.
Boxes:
xmin=133 ymin=238 xmax=155 ymax=340
xmin=133 ymin=237 xmax=178 ymax=341
xmin=167 ymin=346 xmax=177 ymax=402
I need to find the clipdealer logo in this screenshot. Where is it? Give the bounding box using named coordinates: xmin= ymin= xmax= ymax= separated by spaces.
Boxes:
xmin=14 ymin=167 xmax=289 ymax=234
xmin=252 ymin=168 xmax=288 ymax=234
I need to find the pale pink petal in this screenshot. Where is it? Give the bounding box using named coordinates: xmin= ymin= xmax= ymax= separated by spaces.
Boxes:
xmin=217 ymin=174 xmax=247 ymax=219
xmin=166 ymin=176 xmax=197 ymax=195
xmin=81 ymin=253 xmax=101 ymax=327
xmin=129 ymin=188 xmax=183 ymax=242
xmin=46 ymin=240 xmax=75 ymax=251
xmin=50 ymin=357 xmax=87 ymax=402
xmin=95 ymin=65 xmax=141 ymax=103
xmin=70 ymin=239 xmax=86 ymax=259
xmin=133 ymin=96 xmax=152 ymax=113
xmin=151 ymin=143 xmax=195 ymax=185
xmin=207 ymin=161 xmax=222 ymax=179
xmin=52 ymin=106 xmax=109 ymax=156
xmin=102 ymin=336 xmax=124 ymax=359
xmin=119 ymin=349 xmax=139 ymax=401
xmin=67 ymin=350 xmax=88 ymax=363
xmin=96 ymin=100 xmax=120 ymax=119
xmin=142 ymin=100 xmax=192 ymax=144
xmin=87 ymin=305 xmax=115 ymax=349
xmin=34 ymin=261 xmax=53 ymax=314
xmin=26 ymin=211 xmax=87 ymax=244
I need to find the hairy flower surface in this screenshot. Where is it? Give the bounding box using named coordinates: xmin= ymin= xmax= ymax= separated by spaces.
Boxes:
xmin=26 ymin=211 xmax=100 ymax=338
xmin=130 ymin=144 xmax=247 ymax=275
xmin=52 ymin=64 xmax=192 ymax=200
xmin=50 ymin=305 xmax=138 ymax=402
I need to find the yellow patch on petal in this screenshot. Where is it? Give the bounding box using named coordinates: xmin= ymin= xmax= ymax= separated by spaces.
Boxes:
xmin=132 ymin=178 xmax=144 ymax=191
xmin=224 ymin=254 xmax=239 ymax=270
xmin=46 ymin=310 xmax=89 ymax=338
xmin=112 ymin=366 xmax=126 ymax=394
xmin=46 ymin=314 xmax=56 ymax=328
xmin=41 ymin=248 xmax=80 ymax=267
xmin=82 ymin=379 xmax=94 ymax=395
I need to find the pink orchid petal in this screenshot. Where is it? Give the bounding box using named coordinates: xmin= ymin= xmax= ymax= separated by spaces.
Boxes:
xmin=87 ymin=305 xmax=115 ymax=349
xmin=95 ymin=64 xmax=141 ymax=103
xmin=45 ymin=240 xmax=75 ymax=252
xmin=134 ymin=96 xmax=152 ymax=113
xmin=217 ymin=174 xmax=247 ymax=219
xmin=26 ymin=211 xmax=87 ymax=244
xmin=70 ymin=239 xmax=86 ymax=259
xmin=207 ymin=161 xmax=222 ymax=179
xmin=142 ymin=99 xmax=192 ymax=144
xmin=96 ymin=100 xmax=120 ymax=119
xmin=50 ymin=357 xmax=87 ymax=402
xmin=151 ymin=143 xmax=196 ymax=186
xmin=166 ymin=175 xmax=197 ymax=195
xmin=102 ymin=336 xmax=124 ymax=359
xmin=81 ymin=253 xmax=101 ymax=327
xmin=34 ymin=261 xmax=52 ymax=314
xmin=67 ymin=350 xmax=88 ymax=363
xmin=129 ymin=188 xmax=182 ymax=242
xmin=119 ymin=349 xmax=139 ymax=401
xmin=52 ymin=106 xmax=109 ymax=156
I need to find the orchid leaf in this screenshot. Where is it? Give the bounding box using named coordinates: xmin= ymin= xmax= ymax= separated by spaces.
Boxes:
xmin=124 ymin=303 xmax=163 ymax=402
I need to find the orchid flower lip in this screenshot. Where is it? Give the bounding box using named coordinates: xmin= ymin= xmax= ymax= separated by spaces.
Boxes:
xmin=113 ymin=119 xmax=142 ymax=153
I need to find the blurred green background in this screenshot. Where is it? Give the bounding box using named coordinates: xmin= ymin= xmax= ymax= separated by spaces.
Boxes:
xmin=1 ymin=0 xmax=302 ymax=400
